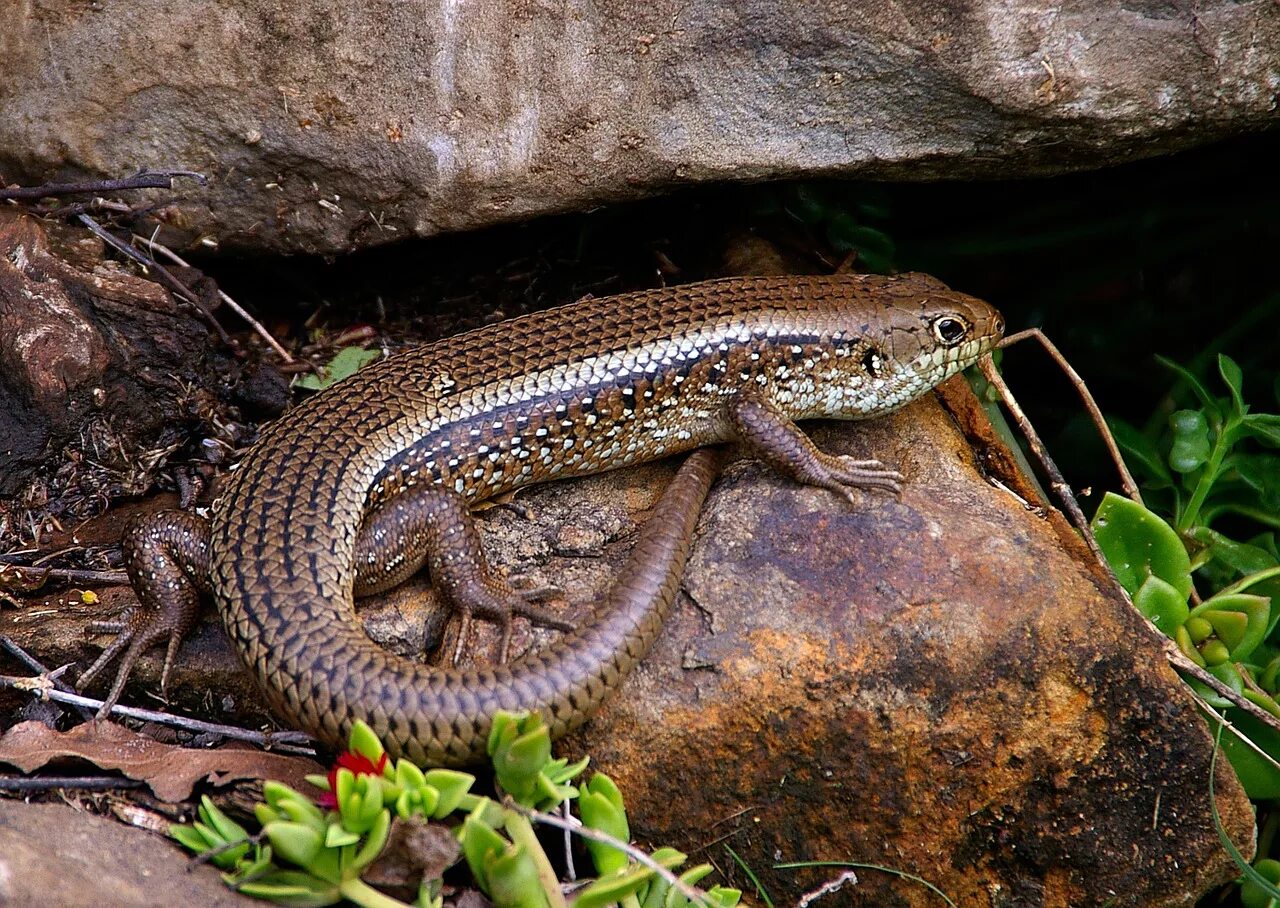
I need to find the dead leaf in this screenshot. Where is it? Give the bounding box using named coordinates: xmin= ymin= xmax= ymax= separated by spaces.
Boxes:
xmin=0 ymin=720 xmax=324 ymax=802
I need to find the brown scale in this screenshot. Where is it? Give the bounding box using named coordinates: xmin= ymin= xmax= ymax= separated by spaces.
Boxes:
xmin=79 ymin=273 xmax=1005 ymax=766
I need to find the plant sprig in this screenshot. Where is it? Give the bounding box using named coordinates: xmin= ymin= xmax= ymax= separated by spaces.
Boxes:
xmin=171 ymin=714 xmax=742 ymax=908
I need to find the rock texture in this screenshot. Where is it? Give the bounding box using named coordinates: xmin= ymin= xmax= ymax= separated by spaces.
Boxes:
xmin=561 ymin=384 xmax=1256 ymax=906
xmin=0 ymin=211 xmax=229 ymax=535
xmin=2 ymin=380 xmax=1255 ymax=906
xmin=2 ymin=0 xmax=1276 ymax=253
xmin=0 ymin=800 xmax=247 ymax=907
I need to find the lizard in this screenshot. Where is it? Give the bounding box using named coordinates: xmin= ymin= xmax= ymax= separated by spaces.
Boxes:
xmin=79 ymin=273 xmax=1004 ymax=766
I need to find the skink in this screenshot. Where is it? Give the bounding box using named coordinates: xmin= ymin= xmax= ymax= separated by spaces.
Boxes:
xmin=82 ymin=273 xmax=1004 ymax=766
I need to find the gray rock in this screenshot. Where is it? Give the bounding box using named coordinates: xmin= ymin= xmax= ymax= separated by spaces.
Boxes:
xmin=1 ymin=1 xmax=1276 ymax=253
xmin=0 ymin=800 xmax=247 ymax=907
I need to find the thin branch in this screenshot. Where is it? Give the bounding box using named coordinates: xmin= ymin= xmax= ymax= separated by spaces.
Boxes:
xmin=0 ymin=674 xmax=316 ymax=753
xmin=0 ymin=564 xmax=128 ymax=588
xmin=797 ymin=869 xmax=859 ymax=907
xmin=1196 ymin=699 xmax=1280 ymax=774
xmin=0 ymin=170 xmax=206 ymax=201
xmin=1160 ymin=642 xmax=1280 ymax=741
xmin=511 ymin=801 xmax=715 ymax=907
xmin=136 ymin=234 xmax=295 ymax=363
xmin=0 ymin=774 xmax=145 ymax=791
xmin=76 ymin=214 xmax=237 ymax=351
xmin=0 ymin=635 xmax=95 ymax=720
xmin=979 ymin=352 xmax=1277 ymax=735
xmin=1000 ymin=328 xmax=1142 ymax=502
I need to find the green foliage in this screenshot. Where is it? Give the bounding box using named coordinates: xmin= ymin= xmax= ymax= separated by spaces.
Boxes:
xmin=487 ymin=711 xmax=588 ymax=810
xmin=578 ymin=773 xmax=630 ymax=876
xmin=293 ymin=346 xmax=382 ymax=391
xmin=171 ymin=715 xmax=740 ymax=908
xmin=1095 ymin=354 xmax=1280 ymax=800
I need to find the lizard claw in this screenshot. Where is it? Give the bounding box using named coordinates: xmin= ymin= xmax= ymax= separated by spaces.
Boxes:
xmin=80 ymin=608 xmax=186 ymax=717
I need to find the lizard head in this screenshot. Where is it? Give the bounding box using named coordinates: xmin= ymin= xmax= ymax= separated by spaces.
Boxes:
xmin=774 ymin=272 xmax=1005 ymax=420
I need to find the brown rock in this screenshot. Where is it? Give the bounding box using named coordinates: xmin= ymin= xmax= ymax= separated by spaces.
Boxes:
xmin=0 ymin=800 xmax=247 ymax=907
xmin=2 ymin=1 xmax=1276 ymax=253
xmin=2 ymin=381 xmax=1253 ymax=906
xmin=561 ymin=384 xmax=1255 ymax=906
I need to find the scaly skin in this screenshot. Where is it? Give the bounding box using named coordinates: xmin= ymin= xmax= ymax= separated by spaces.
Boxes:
xmin=88 ymin=273 xmax=1004 ymax=765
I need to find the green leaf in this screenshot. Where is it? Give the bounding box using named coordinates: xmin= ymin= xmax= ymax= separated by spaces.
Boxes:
xmin=294 ymin=347 xmax=382 ymax=391
xmin=665 ymin=864 xmax=716 ymax=907
xmin=236 ymin=870 xmax=342 ymax=907
xmin=783 ymin=185 xmax=829 ymax=224
xmin=1191 ymin=593 xmax=1271 ymax=661
xmin=1091 ymin=493 xmax=1193 ymax=598
xmin=579 ymin=774 xmax=631 ymax=876
xmin=1219 ymin=354 xmax=1247 ymax=418
xmin=1232 ymin=453 xmax=1280 ymax=498
xmin=349 ymin=809 xmax=391 ymax=874
xmin=1156 ymin=356 xmax=1220 ymax=420
xmin=1168 ymin=409 xmax=1211 ymax=474
xmin=170 ymin=823 xmax=245 ymax=868
xmin=264 ymin=821 xmax=324 ymax=870
xmin=324 ymin=824 xmax=360 ymax=848
xmin=483 ymin=843 xmax=549 ymax=908
xmin=1189 ymin=527 xmax=1279 ymax=576
xmin=1242 ymin=414 xmax=1280 ymax=447
xmin=1233 ymin=455 xmax=1280 ymax=499
xmin=574 ymin=865 xmax=659 ymax=908
xmin=1131 ymin=575 xmax=1189 ymax=635
xmin=701 ymin=889 xmax=743 ymax=908
xmin=459 ymin=810 xmax=509 ymax=892
xmin=199 ymin=795 xmax=251 ymax=845
xmin=1242 ymin=859 xmax=1280 ymax=908
xmin=347 ymin=720 xmax=389 ymax=769
xmin=826 ymin=215 xmax=896 ymax=260
xmin=1216 ymin=710 xmax=1280 ymax=800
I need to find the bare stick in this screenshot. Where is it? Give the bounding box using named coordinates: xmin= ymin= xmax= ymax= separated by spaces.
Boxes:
xmin=136 ymin=234 xmax=295 ymax=363
xmin=0 ymin=775 xmax=145 ymax=791
xmin=0 ymin=564 xmax=128 ymax=588
xmin=1196 ymin=700 xmax=1280 ymax=774
xmin=0 ymin=635 xmax=95 ymax=720
xmin=797 ymin=869 xmax=859 ymax=907
xmin=510 ymin=801 xmax=716 ymax=907
xmin=0 ymin=170 xmax=206 ymax=202
xmin=76 ymin=215 xmax=237 ymax=351
xmin=978 ymin=356 xmax=1101 ymax=560
xmin=1000 ymin=328 xmax=1142 ymax=503
xmin=0 ymin=674 xmax=315 ymax=753
xmin=1160 ymin=642 xmax=1280 ymax=740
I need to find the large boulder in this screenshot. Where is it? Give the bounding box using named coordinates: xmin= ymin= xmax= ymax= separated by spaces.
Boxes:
xmin=2 ymin=0 xmax=1276 ymax=253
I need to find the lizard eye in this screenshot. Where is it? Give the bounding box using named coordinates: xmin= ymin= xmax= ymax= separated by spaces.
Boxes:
xmin=932 ymin=316 xmax=970 ymax=346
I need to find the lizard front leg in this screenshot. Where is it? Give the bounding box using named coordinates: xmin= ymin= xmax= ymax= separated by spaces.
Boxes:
xmin=727 ymin=388 xmax=904 ymax=502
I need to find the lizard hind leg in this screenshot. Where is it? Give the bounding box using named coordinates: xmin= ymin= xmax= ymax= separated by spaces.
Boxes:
xmin=80 ymin=510 xmax=212 ymax=717
xmin=352 ymin=483 xmax=572 ymax=665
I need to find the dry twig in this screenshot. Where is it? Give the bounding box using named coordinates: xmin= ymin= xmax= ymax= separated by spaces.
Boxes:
xmin=136 ymin=233 xmax=295 ymax=363
xmin=0 ymin=674 xmax=315 ymax=754
xmin=0 ymin=170 xmax=206 ymax=202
